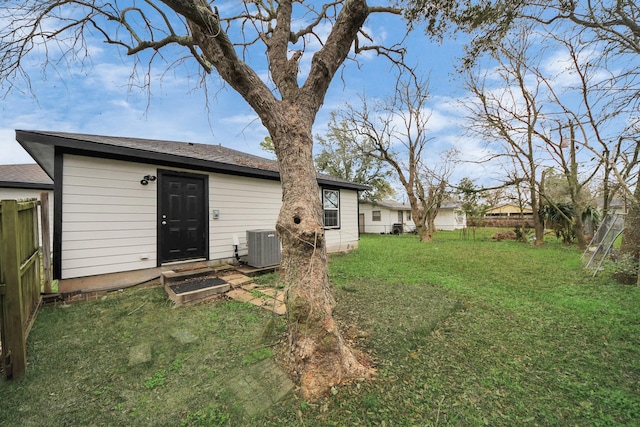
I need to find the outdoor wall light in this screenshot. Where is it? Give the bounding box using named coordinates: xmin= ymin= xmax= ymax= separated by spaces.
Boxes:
xmin=140 ymin=174 xmax=157 ymax=185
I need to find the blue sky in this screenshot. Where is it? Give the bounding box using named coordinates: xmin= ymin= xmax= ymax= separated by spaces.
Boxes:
xmin=0 ymin=4 xmax=483 ymax=181
xmin=3 ymin=2 xmax=632 ymax=196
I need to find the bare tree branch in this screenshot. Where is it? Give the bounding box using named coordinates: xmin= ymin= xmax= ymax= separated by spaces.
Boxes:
xmin=339 ymin=70 xmax=457 ymax=241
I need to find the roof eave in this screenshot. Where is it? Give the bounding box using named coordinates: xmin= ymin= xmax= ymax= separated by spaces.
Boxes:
xmin=0 ymin=181 xmax=54 ymax=190
xmin=318 ymin=178 xmax=370 ymax=191
xmin=15 ymin=130 xmax=368 ymax=190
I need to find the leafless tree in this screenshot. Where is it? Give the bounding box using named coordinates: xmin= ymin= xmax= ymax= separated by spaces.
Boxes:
xmin=406 ymin=0 xmax=640 ymax=68
xmin=314 ymin=112 xmax=395 ymax=202
xmin=340 ymin=72 xmax=456 ymax=242
xmin=420 ymin=149 xmax=458 ymax=239
xmin=0 ymin=0 xmax=411 ymax=398
xmin=409 ymin=0 xmax=640 ymax=273
xmin=464 ymin=25 xmax=635 ymax=249
xmin=539 ymin=31 xmax=638 ymax=249
xmin=532 ymin=0 xmax=640 ymax=56
xmin=464 ymin=30 xmax=547 ymax=245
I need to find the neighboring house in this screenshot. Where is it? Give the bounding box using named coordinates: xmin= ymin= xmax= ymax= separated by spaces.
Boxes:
xmin=435 ymin=201 xmax=468 ymax=230
xmin=16 ymin=130 xmax=368 ymax=292
xmin=485 ymin=203 xmax=533 ymax=218
xmin=0 ymin=163 xmax=54 ymax=248
xmin=359 ymin=200 xmax=466 ymax=234
xmin=0 ymin=163 xmax=53 ymax=198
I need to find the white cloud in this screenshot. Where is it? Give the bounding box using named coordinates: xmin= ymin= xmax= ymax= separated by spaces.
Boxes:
xmin=0 ymin=128 xmax=36 ymax=164
xmin=11 ymin=0 xmax=626 ymax=185
xmin=425 ymin=106 xmax=462 ymax=133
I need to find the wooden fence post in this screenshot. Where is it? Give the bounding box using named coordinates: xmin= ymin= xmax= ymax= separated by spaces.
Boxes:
xmin=40 ymin=192 xmax=52 ymax=293
xmin=0 ymin=200 xmax=27 ymax=379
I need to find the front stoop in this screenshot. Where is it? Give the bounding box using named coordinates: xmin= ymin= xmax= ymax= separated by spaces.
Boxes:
xmin=166 ymin=282 xmax=230 ymax=306
xmin=161 ymin=267 xmax=286 ymax=314
xmin=162 ymin=267 xmax=230 ymax=306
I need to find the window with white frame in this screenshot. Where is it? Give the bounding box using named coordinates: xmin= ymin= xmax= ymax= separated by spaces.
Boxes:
xmin=322 ymin=189 xmax=340 ymax=229
xmin=372 ymin=210 xmax=381 ymax=221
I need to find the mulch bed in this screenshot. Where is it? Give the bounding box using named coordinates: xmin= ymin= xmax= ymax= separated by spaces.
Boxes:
xmin=169 ymin=277 xmax=228 ymax=294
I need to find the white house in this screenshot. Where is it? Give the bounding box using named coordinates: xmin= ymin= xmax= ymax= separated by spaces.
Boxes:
xmin=0 ymin=163 xmax=54 ymax=248
xmin=359 ymin=200 xmax=466 ymax=234
xmin=16 ymin=130 xmax=367 ymax=293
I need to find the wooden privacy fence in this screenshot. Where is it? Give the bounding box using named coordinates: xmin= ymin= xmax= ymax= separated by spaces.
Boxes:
xmin=0 ymin=198 xmax=43 ymax=379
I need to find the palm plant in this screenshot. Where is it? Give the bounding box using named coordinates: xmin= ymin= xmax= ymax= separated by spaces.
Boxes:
xmin=540 ymin=203 xmax=575 ymax=244
xmin=539 ymin=203 xmax=601 ymax=245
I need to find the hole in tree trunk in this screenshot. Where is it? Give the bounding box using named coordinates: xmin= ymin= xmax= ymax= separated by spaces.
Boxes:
xmin=293 ymin=216 xmax=301 ymax=224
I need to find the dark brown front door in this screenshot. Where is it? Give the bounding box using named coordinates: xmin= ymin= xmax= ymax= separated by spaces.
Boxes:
xmin=158 ymin=171 xmax=208 ymax=263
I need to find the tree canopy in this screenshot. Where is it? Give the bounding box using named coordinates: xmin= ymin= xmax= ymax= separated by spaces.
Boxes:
xmin=315 ymin=112 xmax=395 ymax=201
xmin=407 ymin=0 xmax=640 ymax=65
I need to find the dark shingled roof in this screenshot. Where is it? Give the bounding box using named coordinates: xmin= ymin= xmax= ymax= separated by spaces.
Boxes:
xmin=15 ymin=130 xmax=369 ymax=190
xmin=46 ymin=131 xmax=279 ymax=170
xmin=0 ymin=163 xmax=53 ymax=189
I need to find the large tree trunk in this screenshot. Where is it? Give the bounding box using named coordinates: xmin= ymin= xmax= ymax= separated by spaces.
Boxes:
xmin=573 ymin=207 xmax=587 ymax=251
xmin=272 ymin=108 xmax=374 ymax=399
xmin=530 ymin=186 xmax=545 ymax=245
xmin=423 ymin=213 xmax=437 ymax=242
xmin=419 ymin=226 xmax=433 ymax=242
xmin=411 ymin=207 xmax=433 ymax=242
xmin=183 ymin=0 xmax=374 ymax=398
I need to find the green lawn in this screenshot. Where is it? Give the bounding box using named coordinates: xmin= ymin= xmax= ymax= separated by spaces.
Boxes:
xmin=2 ymin=229 xmax=639 ymax=426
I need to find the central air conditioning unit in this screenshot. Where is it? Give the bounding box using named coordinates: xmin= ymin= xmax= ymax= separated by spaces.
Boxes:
xmin=246 ymin=229 xmax=282 ymax=268
xmin=392 ymin=223 xmax=404 ymax=235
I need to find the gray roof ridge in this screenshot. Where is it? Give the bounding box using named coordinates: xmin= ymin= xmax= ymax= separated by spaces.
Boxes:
xmin=16 ymin=130 xmax=369 ymax=190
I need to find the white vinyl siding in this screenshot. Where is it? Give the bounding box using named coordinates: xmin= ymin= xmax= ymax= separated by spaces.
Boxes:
xmin=325 ymin=189 xmax=359 ymax=253
xmin=208 ymin=173 xmax=281 ymax=262
xmin=434 ymin=209 xmax=467 ymax=231
xmin=359 ymin=204 xmax=413 ymax=234
xmin=210 ymin=182 xmax=360 ymax=260
xmin=59 ymin=154 xmax=362 ymax=280
xmin=359 ymin=202 xmax=466 ymax=233
xmin=60 ymin=155 xmax=157 ymax=278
